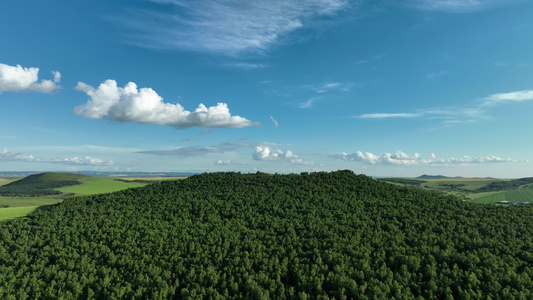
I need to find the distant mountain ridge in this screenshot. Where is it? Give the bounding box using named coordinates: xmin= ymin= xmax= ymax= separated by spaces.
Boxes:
xmin=417 ymin=174 xmax=464 ymax=179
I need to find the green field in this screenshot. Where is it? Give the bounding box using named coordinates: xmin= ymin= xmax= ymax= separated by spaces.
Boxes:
xmin=0 ymin=196 xmax=63 ymax=221
xmin=381 ymin=177 xmax=533 ymax=203
xmin=0 ymin=178 xmax=20 ymax=187
xmin=0 ymin=174 xmax=166 ymax=221
xmin=57 ymin=177 xmax=148 ymax=195
xmin=473 ymin=186 xmax=533 ymax=203
xmin=0 ymin=206 xmax=52 ymax=221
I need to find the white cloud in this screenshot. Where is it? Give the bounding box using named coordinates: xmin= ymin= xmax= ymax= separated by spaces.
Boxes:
xmin=357 ymin=113 xmax=420 ymax=119
xmin=223 ymin=141 xmax=285 ymax=148
xmin=471 ymin=156 xmax=519 ymax=163
xmin=333 ymin=150 xmax=519 ymax=166
xmin=305 ymin=82 xmax=354 ymax=93
xmin=223 ymin=62 xmax=267 ymax=70
xmin=127 ymin=0 xmax=350 ymax=55
xmin=137 ymin=146 xmax=229 ymax=157
xmin=400 ymin=0 xmax=516 ymax=12
xmin=215 ymin=159 xmax=246 ymax=165
xmin=270 ymin=116 xmax=279 ymax=127
xmin=75 ymin=79 xmax=258 ymax=129
xmin=253 ymin=145 xmax=314 ymax=165
xmin=403 ymin=0 xmax=496 ymax=12
xmin=408 ymin=0 xmax=481 ymax=12
xmin=0 ymin=63 xmax=61 ymax=93
xmin=355 ymin=106 xmax=486 ymax=126
xmin=299 ymin=98 xmax=317 ymax=109
xmin=482 ymin=90 xmax=533 ymax=106
xmin=0 ymin=148 xmax=38 ymax=161
xmin=52 ymin=156 xmax=114 ymax=166
xmin=0 ymin=147 xmax=116 ymax=166
xmin=52 ymin=71 xmax=61 ymax=83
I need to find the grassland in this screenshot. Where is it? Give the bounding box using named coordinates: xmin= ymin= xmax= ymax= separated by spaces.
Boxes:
xmin=381 ymin=177 xmax=533 ymax=204
xmin=0 ymin=196 xmax=65 ymax=221
xmin=0 ymin=173 xmax=184 ymax=221
xmin=472 ymin=186 xmax=533 ymax=203
xmin=420 ymin=178 xmax=509 ymax=199
xmin=57 ymin=177 xmax=147 ymax=195
xmin=0 ymin=178 xmax=20 ymax=186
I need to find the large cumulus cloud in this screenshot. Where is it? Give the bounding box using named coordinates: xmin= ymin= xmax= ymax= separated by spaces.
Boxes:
xmin=74 ymin=79 xmax=258 ymax=129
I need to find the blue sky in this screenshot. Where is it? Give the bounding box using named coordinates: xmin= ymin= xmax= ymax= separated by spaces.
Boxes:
xmin=1 ymin=0 xmax=532 ymax=177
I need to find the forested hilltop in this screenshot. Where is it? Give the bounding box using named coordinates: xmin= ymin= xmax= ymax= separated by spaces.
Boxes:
xmin=1 ymin=171 xmax=533 ymax=299
xmin=0 ymin=172 xmax=88 ymax=197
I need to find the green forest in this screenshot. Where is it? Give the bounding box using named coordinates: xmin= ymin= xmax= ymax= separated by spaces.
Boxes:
xmin=1 ymin=171 xmax=533 ymax=299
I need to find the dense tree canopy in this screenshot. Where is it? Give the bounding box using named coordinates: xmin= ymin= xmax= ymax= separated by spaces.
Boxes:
xmin=1 ymin=171 xmax=533 ymax=299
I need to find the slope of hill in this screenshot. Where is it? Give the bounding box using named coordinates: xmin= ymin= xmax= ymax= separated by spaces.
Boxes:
xmin=1 ymin=171 xmax=533 ymax=298
xmin=0 ymin=172 xmax=89 ymax=197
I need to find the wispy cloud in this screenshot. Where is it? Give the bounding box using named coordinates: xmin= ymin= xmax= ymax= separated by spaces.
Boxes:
xmin=270 ymin=116 xmax=279 ymax=127
xmin=137 ymin=146 xmax=230 ymax=157
xmin=304 ymin=82 xmax=354 ymax=93
xmin=1 ymin=147 xmax=114 ymax=166
xmin=51 ymin=156 xmax=114 ymax=166
xmin=0 ymin=148 xmax=38 ymax=162
xmin=353 ymin=59 xmax=368 ymax=65
xmin=222 ymin=62 xmax=267 ymax=70
xmin=482 ymin=90 xmax=533 ymax=106
xmin=357 ymin=113 xmax=421 ymax=119
xmin=215 ymin=159 xmax=246 ymax=165
xmin=355 ymin=88 xmax=517 ymax=125
xmin=299 ymin=98 xmax=318 ymax=109
xmin=75 ymin=79 xmax=259 ymax=129
xmin=0 ymin=63 xmax=61 ymax=94
xmin=222 ymin=141 xmax=285 ymax=148
xmin=333 ymin=150 xmax=521 ymax=166
xmin=400 ymin=0 xmax=512 ymax=12
xmin=125 ymin=0 xmax=350 ymax=56
xmin=353 ymin=54 xmax=385 ymax=65
xmin=296 ymin=81 xmax=354 ymax=109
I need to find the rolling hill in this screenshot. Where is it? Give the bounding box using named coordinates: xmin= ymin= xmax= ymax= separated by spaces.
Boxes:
xmin=1 ymin=171 xmax=532 ymax=298
xmin=0 ymin=172 xmax=89 ymax=197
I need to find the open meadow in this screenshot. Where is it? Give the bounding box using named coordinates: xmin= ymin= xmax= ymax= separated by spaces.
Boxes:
xmin=380 ymin=177 xmax=533 ymax=203
xmin=0 ymin=196 xmax=65 ymax=221
xmin=56 ymin=177 xmax=147 ymax=195
xmin=57 ymin=177 xmax=184 ymax=195
xmin=471 ymin=186 xmax=533 ymax=203
xmin=0 ymin=178 xmax=19 ymax=187
xmin=0 ymin=174 xmax=185 ymax=221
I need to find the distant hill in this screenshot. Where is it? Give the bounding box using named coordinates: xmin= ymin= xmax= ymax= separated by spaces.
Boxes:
xmin=0 ymin=172 xmax=89 ymax=197
xmin=417 ymin=174 xmax=464 ymax=179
